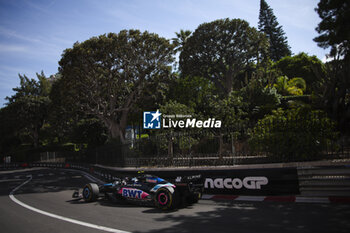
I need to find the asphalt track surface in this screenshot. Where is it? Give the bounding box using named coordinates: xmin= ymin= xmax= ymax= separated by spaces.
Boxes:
xmin=1 ymin=168 xmax=350 ymax=233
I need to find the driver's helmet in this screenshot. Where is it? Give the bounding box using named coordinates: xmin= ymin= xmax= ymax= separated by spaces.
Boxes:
xmin=122 ymin=177 xmax=129 ymax=185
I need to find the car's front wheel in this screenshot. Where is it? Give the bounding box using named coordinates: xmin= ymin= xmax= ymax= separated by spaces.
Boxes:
xmin=82 ymin=183 xmax=99 ymax=202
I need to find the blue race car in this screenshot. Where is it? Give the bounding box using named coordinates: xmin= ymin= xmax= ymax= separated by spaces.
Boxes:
xmin=73 ymin=173 xmax=203 ymax=210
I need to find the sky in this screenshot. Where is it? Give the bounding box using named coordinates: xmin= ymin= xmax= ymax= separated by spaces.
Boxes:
xmin=0 ymin=0 xmax=328 ymax=107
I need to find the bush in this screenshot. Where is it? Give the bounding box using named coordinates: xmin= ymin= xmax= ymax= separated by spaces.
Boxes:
xmin=249 ymin=107 xmax=338 ymax=161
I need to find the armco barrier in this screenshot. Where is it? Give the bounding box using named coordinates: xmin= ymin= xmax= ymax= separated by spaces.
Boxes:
xmin=0 ymin=163 xmax=20 ymax=170
xmin=298 ymin=165 xmax=350 ymax=197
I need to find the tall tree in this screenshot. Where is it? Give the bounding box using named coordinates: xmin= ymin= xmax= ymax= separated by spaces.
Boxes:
xmin=313 ymin=0 xmax=350 ymax=131
xmin=258 ymin=0 xmax=292 ymax=61
xmin=5 ymin=72 xmax=52 ymax=147
xmin=314 ymin=0 xmax=350 ymax=60
xmin=172 ymin=29 xmax=192 ymax=54
xmin=172 ymin=30 xmax=192 ymax=71
xmin=180 ymin=18 xmax=269 ymax=96
xmin=58 ymin=30 xmax=174 ymax=143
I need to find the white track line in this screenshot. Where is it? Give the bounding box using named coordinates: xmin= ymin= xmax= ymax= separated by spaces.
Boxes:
xmin=9 ymin=175 xmax=130 ymax=233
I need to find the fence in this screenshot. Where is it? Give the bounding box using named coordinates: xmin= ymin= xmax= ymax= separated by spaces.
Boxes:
xmin=80 ymin=119 xmax=349 ymax=167
xmin=5 ymin=117 xmax=350 ymax=167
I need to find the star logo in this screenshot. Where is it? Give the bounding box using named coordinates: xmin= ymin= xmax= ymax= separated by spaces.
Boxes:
xmin=150 ymin=110 xmax=161 ymax=122
xmin=143 ymin=110 xmax=162 ymax=129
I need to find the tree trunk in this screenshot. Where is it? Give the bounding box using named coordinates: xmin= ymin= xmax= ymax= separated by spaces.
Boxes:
xmin=103 ymin=118 xmax=126 ymax=144
xmin=100 ymin=109 xmax=130 ymax=144
xmin=32 ymin=125 xmax=39 ymax=148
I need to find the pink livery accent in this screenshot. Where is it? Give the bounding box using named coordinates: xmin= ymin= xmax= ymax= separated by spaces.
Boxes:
xmin=158 ymin=193 xmax=168 ymax=205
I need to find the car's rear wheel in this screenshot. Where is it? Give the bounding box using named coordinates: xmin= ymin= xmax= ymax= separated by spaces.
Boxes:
xmin=82 ymin=183 xmax=99 ymax=202
xmin=155 ymin=188 xmax=177 ymax=210
xmin=187 ymin=192 xmax=201 ymax=204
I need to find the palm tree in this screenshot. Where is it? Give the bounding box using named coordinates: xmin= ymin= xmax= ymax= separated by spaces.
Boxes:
xmin=172 ymin=29 xmax=192 ymax=54
xmin=287 ymin=77 xmax=306 ymax=95
xmin=273 ymin=76 xmax=306 ymax=96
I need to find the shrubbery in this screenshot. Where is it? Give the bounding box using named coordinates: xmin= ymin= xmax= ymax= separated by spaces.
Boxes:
xmin=249 ymin=107 xmax=338 ymax=161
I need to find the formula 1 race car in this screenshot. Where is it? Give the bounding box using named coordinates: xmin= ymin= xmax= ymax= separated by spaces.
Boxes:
xmin=72 ymin=173 xmax=203 ymax=210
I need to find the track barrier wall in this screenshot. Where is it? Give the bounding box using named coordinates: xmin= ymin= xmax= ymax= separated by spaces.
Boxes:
xmin=1 ymin=162 xmax=350 ymax=197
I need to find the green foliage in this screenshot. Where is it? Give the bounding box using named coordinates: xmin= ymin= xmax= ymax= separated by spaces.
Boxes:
xmin=58 ymin=30 xmax=174 ymax=142
xmin=273 ymin=76 xmax=306 ymax=96
xmin=6 ymin=72 xmax=51 ymax=103
xmin=313 ymin=59 xmax=350 ymax=131
xmin=249 ymin=108 xmax=338 ymax=161
xmin=166 ymin=75 xmax=216 ymax=114
xmin=258 ymin=0 xmax=291 ymax=61
xmin=180 ymin=18 xmax=269 ymax=95
xmin=159 ymin=101 xmax=198 ymax=152
xmin=172 ymin=29 xmax=192 ymax=54
xmin=160 ymin=100 xmax=195 ymax=117
xmin=286 ymin=77 xmax=306 ymax=95
xmin=273 ymin=52 xmax=325 ymax=92
xmin=314 ymin=0 xmax=350 ymax=59
xmin=3 ymin=72 xmax=52 ymax=148
xmin=70 ymin=118 xmax=107 ymax=146
xmin=209 ymin=91 xmax=248 ymax=129
xmin=240 ymin=74 xmax=281 ymax=122
xmin=48 ymin=74 xmax=79 ymax=144
xmin=313 ymin=0 xmax=350 ymax=131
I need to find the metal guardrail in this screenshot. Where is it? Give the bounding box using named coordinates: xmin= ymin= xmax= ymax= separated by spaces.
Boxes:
xmin=298 ymin=166 xmax=350 ymax=197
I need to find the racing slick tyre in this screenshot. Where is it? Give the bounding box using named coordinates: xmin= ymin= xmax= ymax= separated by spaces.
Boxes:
xmin=154 ymin=188 xmax=177 ymax=210
xmin=83 ymin=183 xmax=99 ymax=202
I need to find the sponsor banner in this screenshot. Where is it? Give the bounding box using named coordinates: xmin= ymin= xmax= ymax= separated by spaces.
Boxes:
xmin=208 ymin=168 xmax=299 ymax=195
xmin=205 ymin=177 xmax=269 ymax=190
xmin=142 ymin=168 xmax=300 ymax=196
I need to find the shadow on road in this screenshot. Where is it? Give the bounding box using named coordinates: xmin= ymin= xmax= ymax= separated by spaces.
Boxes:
xmin=133 ymin=201 xmax=350 ymax=233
